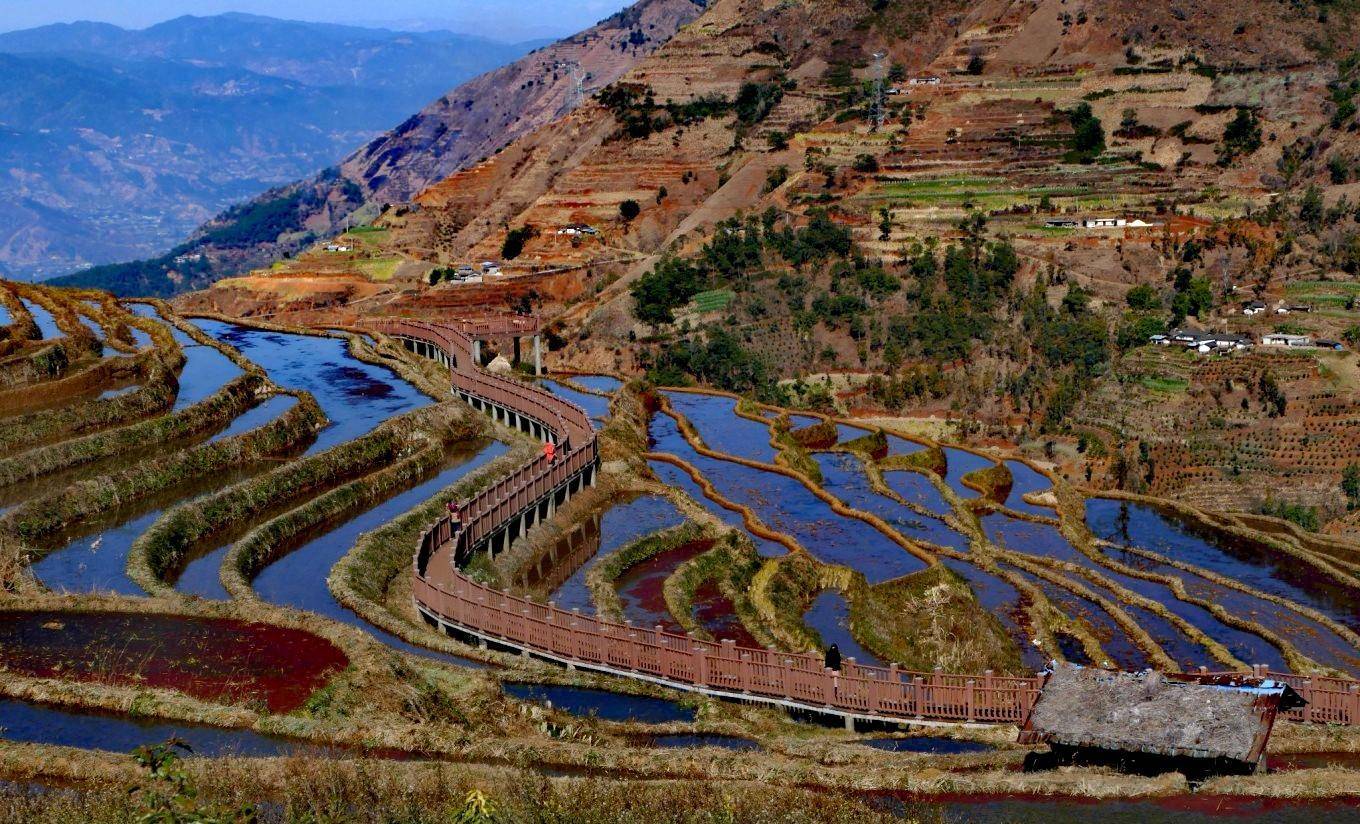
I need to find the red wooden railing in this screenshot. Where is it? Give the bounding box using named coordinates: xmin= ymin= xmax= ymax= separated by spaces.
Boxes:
xmin=374 ymin=317 xmax=1360 ymax=727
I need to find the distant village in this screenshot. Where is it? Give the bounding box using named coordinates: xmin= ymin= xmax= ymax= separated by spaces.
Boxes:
xmin=1149 ymin=297 xmax=1346 ymax=354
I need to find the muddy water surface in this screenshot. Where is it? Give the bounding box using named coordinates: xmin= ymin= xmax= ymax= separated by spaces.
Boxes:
xmin=614 ymin=538 xmax=712 ymax=632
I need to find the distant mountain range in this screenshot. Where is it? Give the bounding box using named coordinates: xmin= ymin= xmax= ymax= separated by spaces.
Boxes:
xmin=0 ymin=13 xmax=543 ymax=281
xmin=49 ymin=0 xmax=704 ymax=298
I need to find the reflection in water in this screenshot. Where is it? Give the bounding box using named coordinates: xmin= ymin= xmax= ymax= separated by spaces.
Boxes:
xmin=0 ymin=699 xmax=321 ymax=758
xmin=650 ymin=409 xmax=923 ymax=583
xmin=1088 ymin=499 xmax=1359 ymax=674
xmin=982 ymin=514 xmax=1220 ymax=670
xmin=551 ymin=495 xmax=685 ymax=613
xmin=246 ymin=441 xmax=506 ymax=669
xmin=503 ymin=682 xmax=694 ymax=723
xmin=196 ymin=320 xmax=430 ymax=455
xmin=20 ymin=299 xmax=61 ymax=339
xmin=663 ymin=391 xmax=778 ymax=464
xmin=803 ymin=590 xmax=880 ymax=666
xmin=1003 ymin=460 xmax=1053 ymax=515
xmin=814 ymin=451 xmax=969 ymax=552
xmin=942 ymin=447 xmax=996 ymax=499
xmin=541 ymin=378 xmax=611 ymax=421
xmin=648 ymin=459 xmax=786 ymax=559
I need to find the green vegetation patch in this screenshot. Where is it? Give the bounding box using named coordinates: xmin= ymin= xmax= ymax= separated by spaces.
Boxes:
xmin=688 ymin=289 xmax=734 ymax=314
xmin=1138 ymin=375 xmax=1189 ymax=393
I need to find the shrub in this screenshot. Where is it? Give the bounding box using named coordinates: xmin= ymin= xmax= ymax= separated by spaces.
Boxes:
xmin=1125 ymin=284 xmax=1161 ymax=311
xmin=1062 ymin=103 xmax=1105 ymax=163
xmin=1217 ymin=107 xmax=1262 ymax=166
xmin=501 ymin=225 xmax=534 ymax=259
xmin=619 ymin=199 xmax=641 ymax=221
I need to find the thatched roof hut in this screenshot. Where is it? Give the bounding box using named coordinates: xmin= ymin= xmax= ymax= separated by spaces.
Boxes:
xmin=1020 ymin=663 xmax=1304 ymax=771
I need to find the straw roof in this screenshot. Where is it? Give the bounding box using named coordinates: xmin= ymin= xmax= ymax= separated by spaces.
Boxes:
xmin=1025 ymin=664 xmax=1297 ymax=763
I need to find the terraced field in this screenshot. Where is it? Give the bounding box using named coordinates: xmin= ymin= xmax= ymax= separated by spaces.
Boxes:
xmin=9 ymin=280 xmax=1360 ymax=816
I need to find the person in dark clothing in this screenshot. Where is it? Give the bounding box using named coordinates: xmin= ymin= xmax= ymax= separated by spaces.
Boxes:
xmin=824 ymin=643 xmax=841 ymax=672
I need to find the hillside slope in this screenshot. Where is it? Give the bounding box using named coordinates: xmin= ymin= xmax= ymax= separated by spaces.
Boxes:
xmin=179 ymin=0 xmax=1360 ymax=532
xmin=50 ymin=0 xmax=707 ymax=297
xmin=0 ymin=14 xmax=537 ymax=282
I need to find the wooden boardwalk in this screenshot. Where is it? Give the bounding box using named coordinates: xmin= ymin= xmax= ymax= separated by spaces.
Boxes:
xmin=372 ymin=318 xmax=1360 ymax=729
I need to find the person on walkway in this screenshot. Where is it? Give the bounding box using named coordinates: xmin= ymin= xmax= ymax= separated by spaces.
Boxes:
xmin=824 ymin=643 xmax=841 ymax=672
xmin=544 ymin=440 xmax=556 ymax=463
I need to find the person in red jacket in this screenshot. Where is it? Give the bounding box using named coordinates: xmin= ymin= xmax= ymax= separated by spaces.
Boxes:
xmin=543 ymin=440 xmax=556 ymax=463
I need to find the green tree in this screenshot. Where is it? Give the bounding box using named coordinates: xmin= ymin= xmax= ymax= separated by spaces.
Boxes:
xmin=1344 ymin=462 xmax=1360 ymax=507
xmin=501 ymin=225 xmax=534 ymax=259
xmin=1218 ymin=107 xmax=1263 ymax=166
xmin=1125 ymin=284 xmax=1161 ymax=311
xmin=1063 ymin=103 xmax=1105 ymax=163
xmin=1300 ymin=184 xmax=1325 ymax=229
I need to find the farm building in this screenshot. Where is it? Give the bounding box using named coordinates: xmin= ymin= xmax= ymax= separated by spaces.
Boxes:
xmin=1242 ymin=301 xmax=1267 ymax=315
xmin=1020 ymin=664 xmax=1304 ymax=776
xmin=1262 ymin=333 xmax=1312 ymax=347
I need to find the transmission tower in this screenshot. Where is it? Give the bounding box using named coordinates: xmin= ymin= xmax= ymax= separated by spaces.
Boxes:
xmin=870 ymin=51 xmax=887 ymax=132
xmin=553 ymin=60 xmax=587 ymax=117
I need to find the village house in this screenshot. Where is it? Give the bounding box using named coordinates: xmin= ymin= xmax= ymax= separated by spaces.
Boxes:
xmin=1044 ymin=219 xmax=1079 ymax=228
xmin=1158 ymin=328 xmax=1252 ymax=353
xmin=1242 ymin=300 xmax=1267 ymax=316
xmin=1261 ymin=333 xmax=1313 ymax=347
xmin=556 ymin=223 xmax=598 ymax=236
xmin=1082 ymin=217 xmax=1127 ymax=228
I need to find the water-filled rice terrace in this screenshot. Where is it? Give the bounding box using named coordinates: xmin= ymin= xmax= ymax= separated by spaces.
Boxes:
xmin=637 ymin=388 xmax=1360 ymax=681
xmin=7 ymin=280 xmax=1360 ymax=808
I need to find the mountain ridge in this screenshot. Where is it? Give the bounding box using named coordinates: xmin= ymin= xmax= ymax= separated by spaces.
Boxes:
xmin=50 ymin=0 xmax=706 ymax=296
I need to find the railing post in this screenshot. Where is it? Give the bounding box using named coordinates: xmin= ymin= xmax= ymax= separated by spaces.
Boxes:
xmin=740 ymin=653 xmax=752 ymax=694
xmin=693 ymin=640 xmax=708 ymax=687
xmin=913 ymin=676 xmax=926 ymax=719
xmin=965 ymin=679 xmax=976 ymax=722
xmin=823 ymin=667 xmax=836 ymax=706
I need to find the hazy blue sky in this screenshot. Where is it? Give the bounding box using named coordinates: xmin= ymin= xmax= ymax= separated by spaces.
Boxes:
xmin=2 ymin=1 xmax=627 ymax=41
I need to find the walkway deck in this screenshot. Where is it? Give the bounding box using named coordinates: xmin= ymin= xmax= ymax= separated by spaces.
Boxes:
xmin=369 ymin=317 xmax=1360 ymax=729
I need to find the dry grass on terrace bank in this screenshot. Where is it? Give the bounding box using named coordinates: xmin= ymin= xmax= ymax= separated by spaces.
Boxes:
xmin=224 ymin=414 xmax=488 ymax=598
xmin=0 ymin=748 xmax=908 ymax=824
